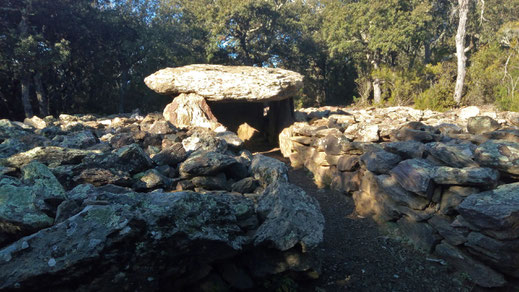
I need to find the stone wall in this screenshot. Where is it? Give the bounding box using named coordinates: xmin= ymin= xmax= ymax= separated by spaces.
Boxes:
xmin=280 ymin=106 xmax=519 ymax=288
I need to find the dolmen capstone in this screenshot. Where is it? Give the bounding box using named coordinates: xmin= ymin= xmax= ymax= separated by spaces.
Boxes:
xmin=145 ymin=64 xmax=304 ymax=144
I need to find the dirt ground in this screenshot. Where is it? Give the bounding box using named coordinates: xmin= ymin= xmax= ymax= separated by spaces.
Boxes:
xmin=263 ymin=149 xmax=480 ymax=292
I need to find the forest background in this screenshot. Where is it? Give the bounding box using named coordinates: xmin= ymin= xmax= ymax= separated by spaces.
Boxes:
xmin=1 ymin=0 xmax=518 ymax=120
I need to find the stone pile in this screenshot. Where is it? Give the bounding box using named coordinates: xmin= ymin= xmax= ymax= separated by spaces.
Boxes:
xmin=145 ymin=64 xmax=304 ymax=144
xmin=280 ymin=105 xmax=519 ymax=288
xmin=0 ymin=112 xmax=324 ymax=291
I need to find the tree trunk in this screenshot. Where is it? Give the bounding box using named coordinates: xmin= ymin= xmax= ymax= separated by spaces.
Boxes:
xmin=34 ymin=73 xmax=49 ymax=117
xmin=118 ymin=70 xmax=129 ymax=114
xmin=454 ymin=0 xmax=470 ymax=105
xmin=372 ymin=59 xmax=382 ymax=104
xmin=21 ymin=75 xmax=33 ymax=118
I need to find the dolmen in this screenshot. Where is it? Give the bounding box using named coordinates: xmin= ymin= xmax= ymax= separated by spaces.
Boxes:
xmin=145 ymin=64 xmax=303 ymax=144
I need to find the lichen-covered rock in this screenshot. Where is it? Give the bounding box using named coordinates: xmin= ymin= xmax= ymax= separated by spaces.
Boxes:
xmin=2 ymin=146 xmax=95 ymax=168
xmin=431 ymin=166 xmax=499 ymax=187
xmin=475 ymin=140 xmax=519 ymax=177
xmin=254 ymin=182 xmax=324 ymax=251
xmin=250 ymin=154 xmax=289 ymax=186
xmin=425 ymin=142 xmax=477 ymax=168
xmin=179 ymin=151 xmax=237 ymax=178
xmin=467 ymin=116 xmax=500 ymax=135
xmin=457 ymin=183 xmax=519 ymax=238
xmin=144 ymin=64 xmax=303 ymax=102
xmin=115 ymin=143 xmax=154 ymax=174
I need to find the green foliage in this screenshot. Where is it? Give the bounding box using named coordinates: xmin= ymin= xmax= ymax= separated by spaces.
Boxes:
xmin=374 ymin=65 xmax=427 ymax=106
xmin=414 ymin=62 xmax=457 ymax=111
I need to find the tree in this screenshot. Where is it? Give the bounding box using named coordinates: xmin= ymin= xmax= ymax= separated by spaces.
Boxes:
xmin=454 ymin=0 xmax=470 ymax=105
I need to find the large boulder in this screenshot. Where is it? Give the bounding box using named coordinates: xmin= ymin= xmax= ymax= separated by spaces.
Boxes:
xmin=144 ymin=64 xmax=303 ymax=102
xmin=163 ymin=93 xmax=222 ymax=130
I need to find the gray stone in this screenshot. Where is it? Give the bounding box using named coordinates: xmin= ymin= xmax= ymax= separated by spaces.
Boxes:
xmin=382 ymin=141 xmax=425 ymax=159
xmin=152 ymin=142 xmax=187 ymax=166
xmin=376 ymin=174 xmax=429 ymax=210
xmin=439 ymin=186 xmax=478 ymax=215
xmin=231 ymin=177 xmax=260 ymax=193
xmin=330 ymin=171 xmax=361 ymax=193
xmin=457 ymin=182 xmax=519 ymax=237
xmin=431 ymin=166 xmax=499 ymax=187
xmin=425 ymin=142 xmax=477 ymax=168
xmin=337 ymin=155 xmax=360 ymax=172
xmin=21 ymin=161 xmax=67 ymax=211
xmin=144 ymin=64 xmax=303 ymax=102
xmin=467 ymin=116 xmax=500 ymax=135
xmin=133 ymin=169 xmax=172 ymax=191
xmin=3 ymin=146 xmax=94 ymax=168
xmin=255 ymin=182 xmax=324 ymax=251
xmin=54 ymin=130 xmax=98 ymax=149
xmin=475 ymin=140 xmax=519 ymax=177
xmin=428 ymin=216 xmax=467 ymax=246
xmin=465 ymin=232 xmax=519 ymax=277
xmin=191 ymin=174 xmax=228 ymax=191
xmin=0 ymin=138 xmax=29 ymax=158
xmin=163 ymin=93 xmax=222 ymax=130
xmin=360 ymin=150 xmax=402 ymax=174
xmin=115 ymin=143 xmax=154 ymax=174
xmin=216 ymin=131 xmax=244 ymax=150
xmin=179 ymin=151 xmax=237 ymax=178
xmin=250 ymin=154 xmax=289 ymax=186
xmin=435 ymin=242 xmax=506 ymax=288
xmin=390 ymin=159 xmax=435 ymax=198
xmin=182 ymin=129 xmax=227 ymax=153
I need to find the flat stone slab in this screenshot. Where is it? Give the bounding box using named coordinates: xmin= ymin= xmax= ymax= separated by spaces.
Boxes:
xmin=144 ymin=64 xmax=303 ymax=102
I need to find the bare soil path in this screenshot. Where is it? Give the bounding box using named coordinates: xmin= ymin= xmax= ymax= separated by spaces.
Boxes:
xmin=263 ymin=149 xmax=475 ymax=292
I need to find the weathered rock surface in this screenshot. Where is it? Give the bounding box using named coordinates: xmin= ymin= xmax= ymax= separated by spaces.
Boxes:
xmin=475 ymin=140 xmax=519 ymax=177
xmin=163 ymin=93 xmax=222 ymax=130
xmin=457 ymin=182 xmax=519 ymax=237
xmin=390 ymin=159 xmax=435 ymax=198
xmin=144 ymin=64 xmax=303 ymax=102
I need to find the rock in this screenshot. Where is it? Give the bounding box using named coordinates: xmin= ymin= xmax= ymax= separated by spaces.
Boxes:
xmin=483 ymin=128 xmax=519 ymax=143
xmin=21 ymin=161 xmax=67 ymax=211
xmin=152 ymin=142 xmax=187 ymax=166
xmin=115 ymin=143 xmax=154 ymax=174
xmin=435 ymin=242 xmax=506 ymax=288
xmin=353 ymin=171 xmax=401 ymax=222
xmin=390 ymin=159 xmax=435 ymax=198
xmin=191 ymin=174 xmax=228 ymax=191
xmin=382 ymin=141 xmax=425 ymax=159
xmin=250 ymin=154 xmax=289 ymax=186
xmin=254 ymin=182 xmax=324 ymax=251
xmin=428 ymin=216 xmax=467 ymax=246
xmin=141 ymin=120 xmax=176 ymax=135
xmin=73 ymin=168 xmax=132 ymax=187
xmin=144 ymin=64 xmax=303 ymax=102
xmin=439 ymin=186 xmax=478 ymax=215
xmin=336 ymin=155 xmax=360 ymax=172
xmin=475 ymin=140 xmax=519 ymax=177
xmin=216 ymin=131 xmax=243 ymax=150
xmin=330 ymin=171 xmax=361 ymax=193
xmin=2 ymin=146 xmax=94 ymax=168
xmin=457 ymin=182 xmax=519 ymax=238
xmin=231 ymin=177 xmax=260 ymax=193
xmin=163 ymin=93 xmax=222 ymax=130
xmin=182 ymin=129 xmax=227 ymax=153
xmin=237 ymin=122 xmax=260 ymax=142
xmin=24 ymin=116 xmax=47 ymax=129
xmin=431 ymin=166 xmax=499 ymax=187
xmin=425 ymin=142 xmax=477 ymax=168
xmin=0 ymin=138 xmax=29 ymax=158
xmin=176 ymin=179 xmax=195 ymax=191
xmin=216 ymin=262 xmax=254 ymax=290
xmin=360 ymin=150 xmax=401 ymax=174
xmin=467 ymin=116 xmax=500 ymax=135
xmin=344 ymin=124 xmax=380 ymax=142
xmin=0 ymin=190 xmax=262 ymax=291
xmin=53 ymin=130 xmax=98 ymax=149
xmin=465 ymin=232 xmax=519 ymax=277
xmin=179 ymin=151 xmax=237 ymax=178
xmin=396 ymin=216 xmax=441 ymax=252
xmin=390 ymin=122 xmax=438 ymax=143
xmin=133 ymin=169 xmax=172 ymax=190
xmin=376 ymin=174 xmax=429 ymax=210
xmin=458 ymin=106 xmax=481 ymax=120
xmin=0 ymin=176 xmax=54 ymax=245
